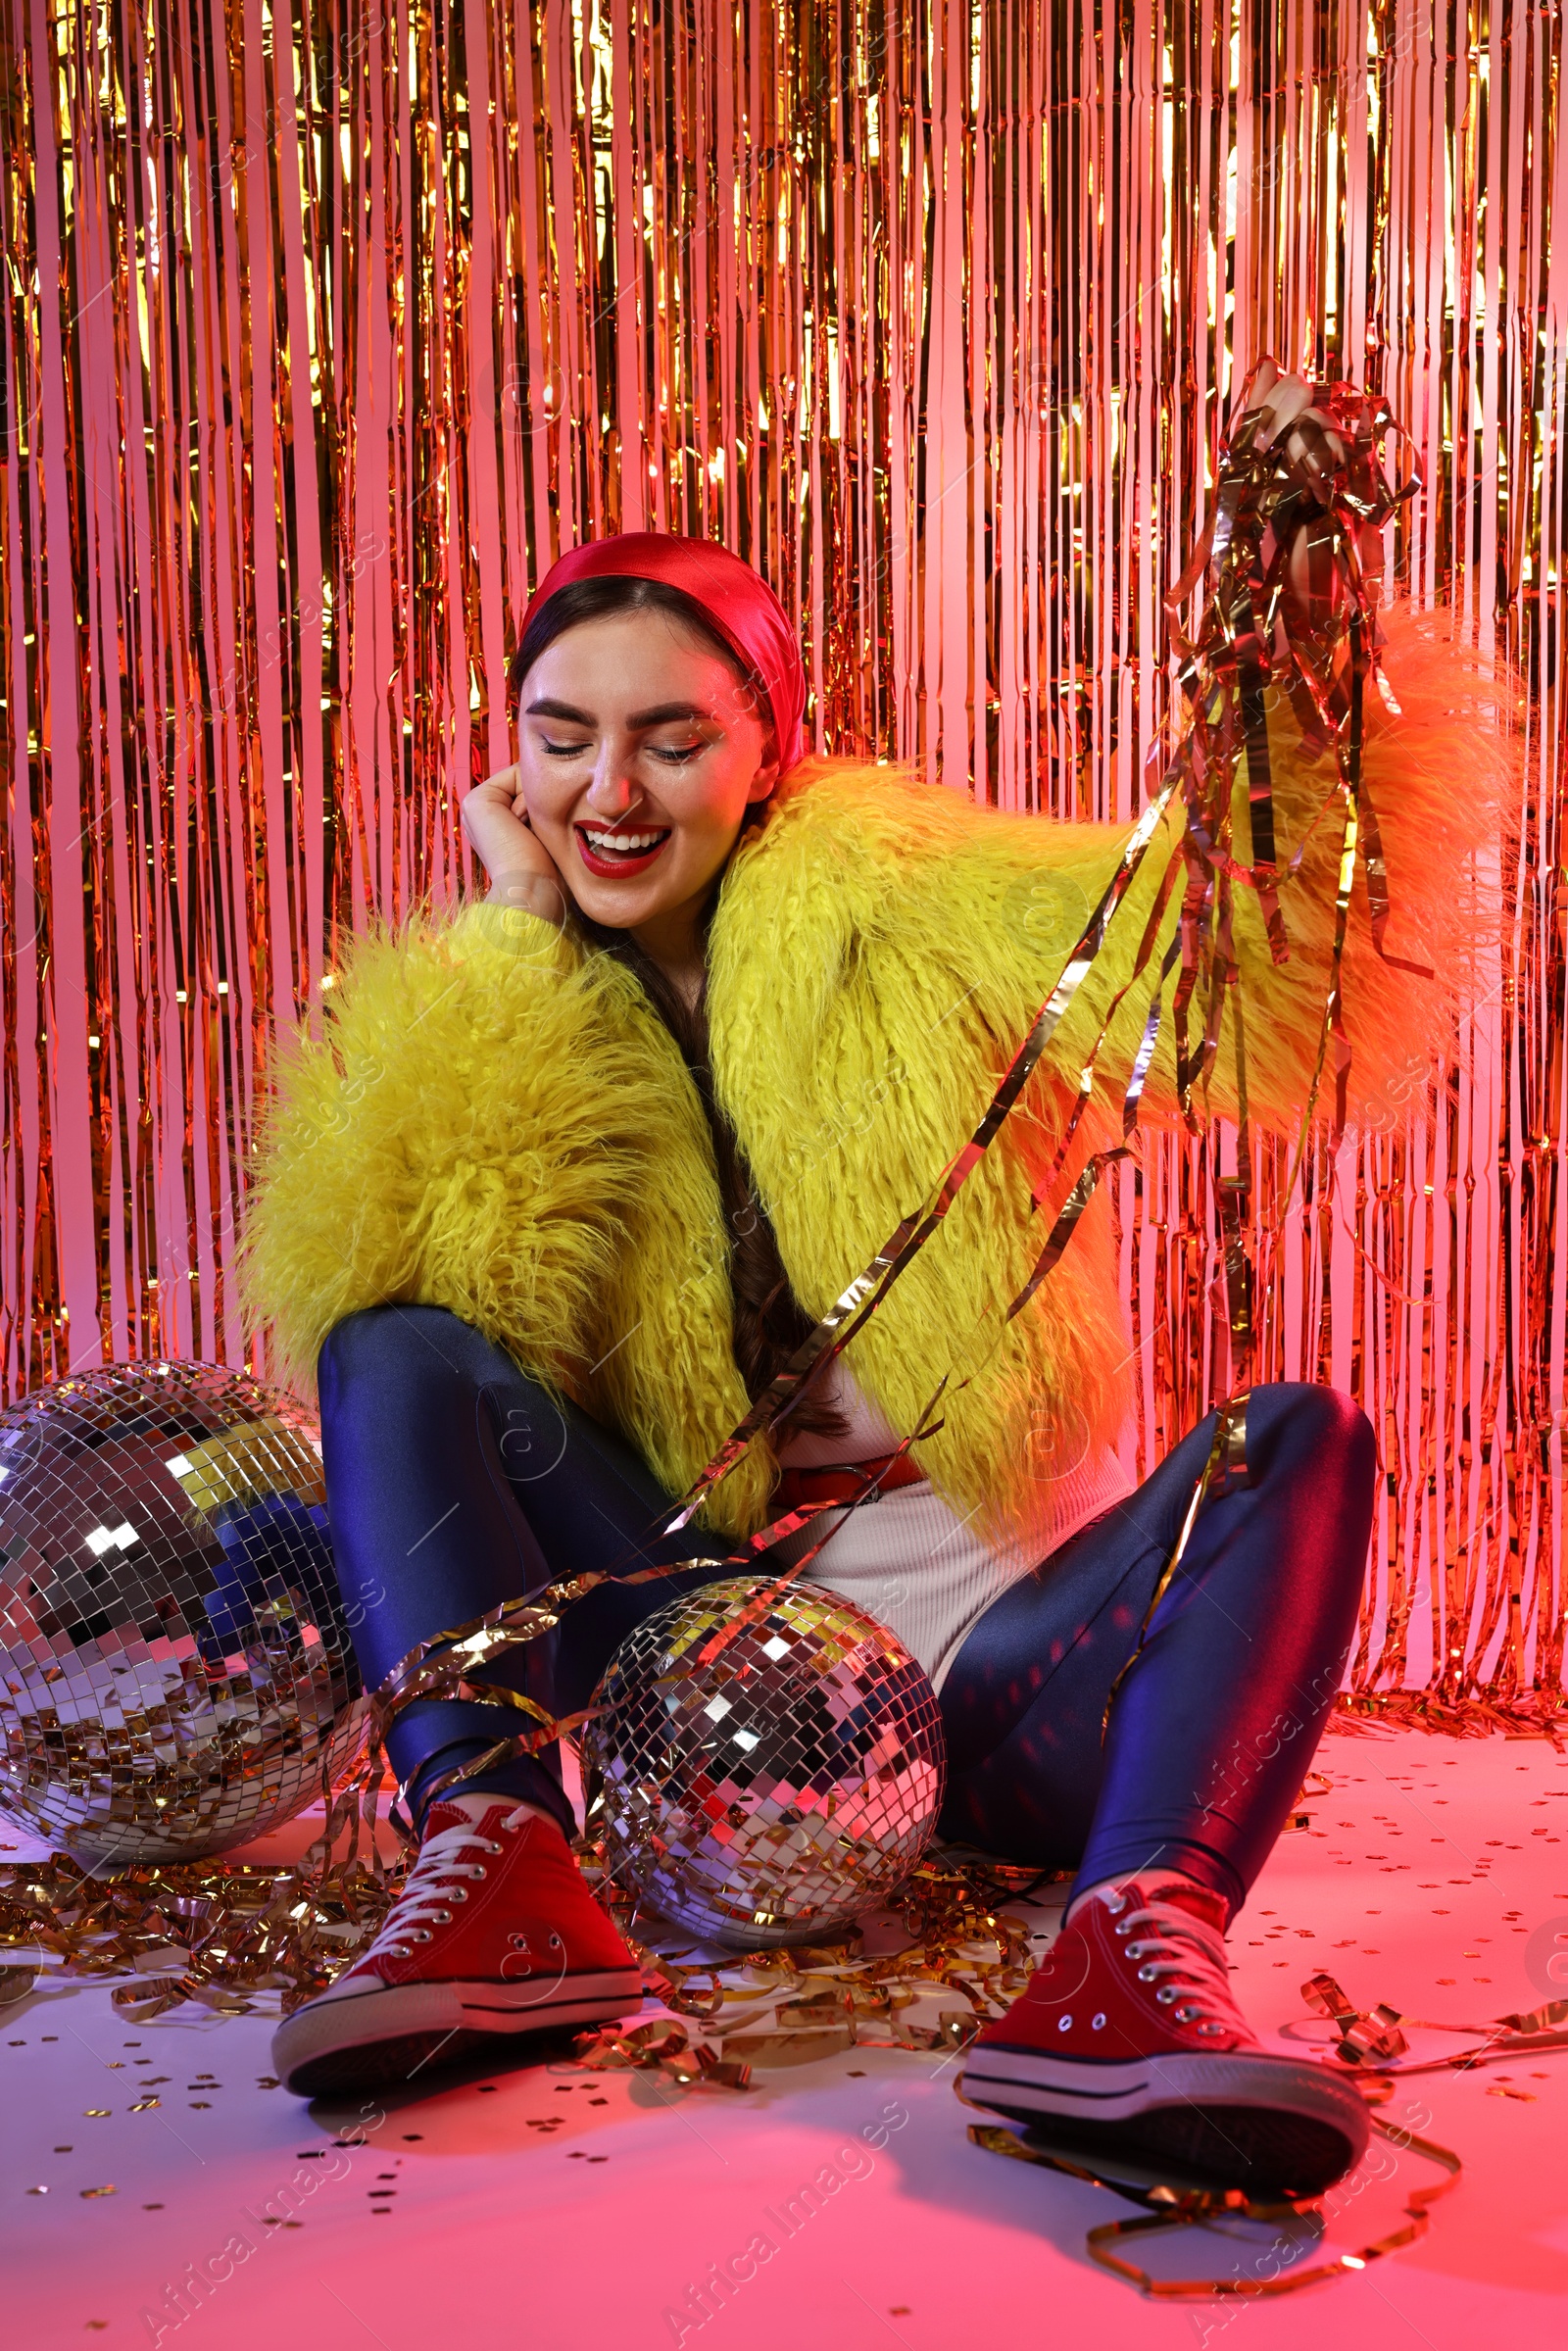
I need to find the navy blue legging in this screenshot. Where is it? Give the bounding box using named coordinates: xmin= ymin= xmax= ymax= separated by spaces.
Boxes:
xmin=317 ymin=1305 xmax=1375 ymax=1921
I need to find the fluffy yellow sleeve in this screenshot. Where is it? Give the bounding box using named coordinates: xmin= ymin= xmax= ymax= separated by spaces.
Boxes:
xmin=235 ymin=902 xmax=665 ymax=1404
xmin=1124 ymin=605 xmax=1515 ymax=1137
xmin=931 ymin=605 xmax=1514 ymax=1147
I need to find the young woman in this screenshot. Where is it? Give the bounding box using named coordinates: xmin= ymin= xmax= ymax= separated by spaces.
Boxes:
xmin=241 ymin=531 xmax=1487 ymax=2196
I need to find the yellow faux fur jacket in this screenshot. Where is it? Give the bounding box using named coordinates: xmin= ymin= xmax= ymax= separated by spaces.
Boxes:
xmin=238 ymin=616 xmax=1506 ymax=1543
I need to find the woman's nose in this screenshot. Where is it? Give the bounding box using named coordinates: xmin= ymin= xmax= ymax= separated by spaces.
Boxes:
xmin=582 ymin=752 xmax=639 ymax=816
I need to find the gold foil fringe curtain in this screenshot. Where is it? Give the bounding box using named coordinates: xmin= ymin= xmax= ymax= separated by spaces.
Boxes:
xmin=0 ymin=2 xmax=1562 ymax=1714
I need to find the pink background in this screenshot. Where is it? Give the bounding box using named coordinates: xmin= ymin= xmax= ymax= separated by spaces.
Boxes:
xmin=0 ymin=1 xmax=1560 ymax=1708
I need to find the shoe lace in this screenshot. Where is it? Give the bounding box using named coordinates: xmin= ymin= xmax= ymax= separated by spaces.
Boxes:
xmin=1107 ymin=1890 xmax=1241 ymax=2036
xmin=363 ymin=1805 xmax=534 ymax=1964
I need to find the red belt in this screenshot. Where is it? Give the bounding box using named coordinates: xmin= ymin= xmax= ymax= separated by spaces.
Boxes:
xmin=773 ymin=1450 xmax=929 ymax=1515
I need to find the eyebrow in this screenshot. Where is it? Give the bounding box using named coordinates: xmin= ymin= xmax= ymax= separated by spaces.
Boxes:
xmin=524 ymin=698 xmax=713 ymax=729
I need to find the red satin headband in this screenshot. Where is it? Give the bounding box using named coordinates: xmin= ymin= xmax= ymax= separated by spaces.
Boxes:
xmin=520 ymin=533 xmax=807 ymax=775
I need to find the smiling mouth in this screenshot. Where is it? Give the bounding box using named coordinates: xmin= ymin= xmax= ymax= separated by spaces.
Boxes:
xmin=573 ymin=823 xmax=673 ymax=878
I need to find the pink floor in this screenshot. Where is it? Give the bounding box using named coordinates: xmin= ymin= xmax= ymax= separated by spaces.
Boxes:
xmin=4 ymin=1723 xmax=1566 ymax=2351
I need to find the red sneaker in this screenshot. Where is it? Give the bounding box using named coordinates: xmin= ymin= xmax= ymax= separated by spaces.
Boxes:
xmin=960 ymin=1877 xmax=1370 ymax=2196
xmin=271 ymin=1800 xmax=643 ymax=2099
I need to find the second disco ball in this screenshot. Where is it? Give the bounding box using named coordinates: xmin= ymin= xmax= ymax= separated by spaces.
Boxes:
xmin=0 ymin=1361 xmax=365 ymax=1866
xmin=582 ymin=1575 xmax=946 ymax=1946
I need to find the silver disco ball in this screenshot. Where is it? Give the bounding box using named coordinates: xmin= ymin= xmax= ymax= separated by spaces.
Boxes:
xmin=0 ymin=1361 xmax=365 ymax=1866
xmin=582 ymin=1576 xmax=946 ymax=1946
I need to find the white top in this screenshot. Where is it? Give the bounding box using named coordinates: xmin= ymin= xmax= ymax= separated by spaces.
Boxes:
xmin=767 ymin=1360 xmax=1132 ymax=1691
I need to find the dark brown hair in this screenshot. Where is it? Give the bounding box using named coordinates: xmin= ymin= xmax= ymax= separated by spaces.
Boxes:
xmin=510 ymin=574 xmax=846 ymax=1441
xmin=508 ymin=573 xmax=768 ymax=730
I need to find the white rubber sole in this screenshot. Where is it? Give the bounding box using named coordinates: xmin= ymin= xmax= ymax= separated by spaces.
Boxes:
xmin=962 ymin=2042 xmax=1364 ymax=2130
xmin=272 ymin=1968 xmax=643 ymax=2097
xmin=959 ymin=2042 xmax=1370 ymax=2192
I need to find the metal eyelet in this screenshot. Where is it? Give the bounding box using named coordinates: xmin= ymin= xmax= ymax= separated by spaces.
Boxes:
xmin=1057 ymin=2015 xmax=1072 ymax=2032
xmin=450 ymin=1887 xmax=468 ymax=1902
xmin=1137 ymin=1963 xmax=1159 ymax=1984
xmin=1091 ymin=2013 xmax=1106 ymax=2032
xmin=1173 ymin=2004 xmax=1199 ymax=2023
xmin=1155 ymin=1985 xmax=1178 ymax=2004
xmin=509 ymin=1933 xmax=530 ymax=1949
xmin=1113 ymin=1920 xmax=1133 ymax=1937
xmin=1198 ymin=2021 xmax=1226 ymax=2036
xmin=385 ymin=1943 xmax=410 ymax=1960
xmin=1104 ymin=1892 xmax=1127 ymax=1916
xmin=470 ymin=1865 xmax=487 ymax=1880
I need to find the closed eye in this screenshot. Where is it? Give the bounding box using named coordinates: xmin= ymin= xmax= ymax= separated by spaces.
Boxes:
xmin=540 ymin=736 xmax=591 ymax=758
xmin=649 ymin=740 xmax=705 ymax=764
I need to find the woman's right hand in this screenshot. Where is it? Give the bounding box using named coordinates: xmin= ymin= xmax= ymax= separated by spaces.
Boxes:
xmin=461 ymin=765 xmax=569 ymax=925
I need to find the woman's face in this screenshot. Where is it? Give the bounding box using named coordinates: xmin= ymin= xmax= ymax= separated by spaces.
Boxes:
xmin=514 ymin=610 xmax=778 ymax=934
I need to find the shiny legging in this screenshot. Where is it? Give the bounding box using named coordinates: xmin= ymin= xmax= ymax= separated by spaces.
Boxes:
xmin=317 ymin=1306 xmax=1375 ymax=1923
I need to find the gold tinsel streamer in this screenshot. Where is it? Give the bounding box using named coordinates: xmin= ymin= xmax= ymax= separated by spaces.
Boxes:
xmin=0 ymin=3 xmax=1562 ymax=1732
xmin=965 ymin=2117 xmax=1463 ymax=2300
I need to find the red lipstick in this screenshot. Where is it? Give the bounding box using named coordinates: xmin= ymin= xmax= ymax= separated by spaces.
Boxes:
xmin=573 ymin=824 xmax=672 ymax=879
